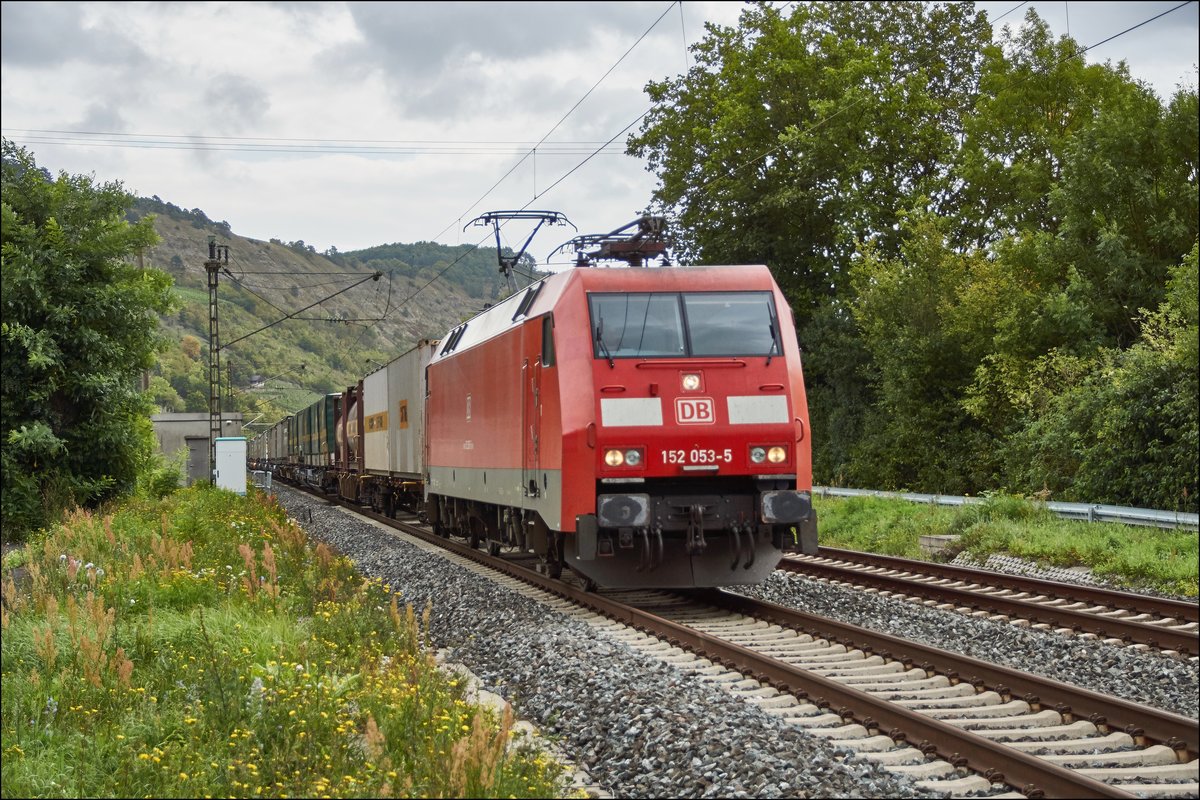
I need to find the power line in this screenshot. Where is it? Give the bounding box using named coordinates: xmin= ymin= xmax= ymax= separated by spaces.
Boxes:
xmin=427 ymin=1 xmax=680 ymax=245
xmin=221 ymin=270 xmax=383 ymax=350
xmin=4 ymin=132 xmax=626 ymax=156
xmin=991 ymin=2 xmax=1028 ymax=23
xmin=2 ymin=128 xmax=622 ymax=146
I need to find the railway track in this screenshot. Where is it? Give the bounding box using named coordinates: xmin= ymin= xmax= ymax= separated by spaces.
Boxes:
xmin=781 ymin=549 xmax=1199 ymax=657
xmin=291 ymin=485 xmax=1199 ymax=798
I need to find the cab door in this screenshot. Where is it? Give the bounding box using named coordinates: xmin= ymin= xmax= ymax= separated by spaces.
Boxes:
xmin=522 ymin=354 xmax=541 ymax=500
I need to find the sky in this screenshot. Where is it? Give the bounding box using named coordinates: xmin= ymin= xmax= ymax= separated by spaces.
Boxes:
xmin=2 ymin=1 xmax=1197 ymax=266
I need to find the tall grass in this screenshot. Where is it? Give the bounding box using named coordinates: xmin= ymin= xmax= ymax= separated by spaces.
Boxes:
xmin=2 ymin=485 xmax=570 ymax=798
xmin=813 ymin=493 xmax=1198 ymax=597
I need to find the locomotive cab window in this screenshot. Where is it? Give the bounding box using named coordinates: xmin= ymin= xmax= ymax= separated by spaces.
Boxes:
xmin=683 ymin=292 xmax=777 ymax=356
xmin=589 ymin=293 xmax=685 ymax=358
xmin=588 ymin=291 xmax=778 ymax=359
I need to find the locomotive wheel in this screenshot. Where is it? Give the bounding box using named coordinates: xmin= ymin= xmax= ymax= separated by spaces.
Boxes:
xmin=487 ymin=540 xmax=501 ymax=557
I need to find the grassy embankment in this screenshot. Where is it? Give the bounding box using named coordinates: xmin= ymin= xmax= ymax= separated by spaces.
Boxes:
xmin=813 ymin=493 xmax=1199 ymax=598
xmin=1 ymin=485 xmax=570 ymax=798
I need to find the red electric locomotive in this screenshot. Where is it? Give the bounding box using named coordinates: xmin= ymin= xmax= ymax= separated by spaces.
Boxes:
xmin=424 ymin=262 xmax=817 ymax=589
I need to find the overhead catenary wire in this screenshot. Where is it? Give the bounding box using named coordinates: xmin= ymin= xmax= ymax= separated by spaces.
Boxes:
xmin=426 ymin=0 xmax=681 ymax=246
xmin=0 ymin=129 xmax=626 ymax=156
xmin=376 ymin=1 xmax=685 ymax=322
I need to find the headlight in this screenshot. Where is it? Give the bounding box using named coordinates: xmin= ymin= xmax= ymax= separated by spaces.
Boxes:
xmin=767 ymin=446 xmax=787 ymax=464
xmin=750 ymin=446 xmax=767 ymax=464
xmin=605 ymin=448 xmax=643 ymax=467
xmin=681 ymin=373 xmax=701 ymax=391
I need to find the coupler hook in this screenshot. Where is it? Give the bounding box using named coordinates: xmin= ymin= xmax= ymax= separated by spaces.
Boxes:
xmin=686 ymin=505 xmax=708 ymax=555
xmin=729 ymin=524 xmax=743 ymax=570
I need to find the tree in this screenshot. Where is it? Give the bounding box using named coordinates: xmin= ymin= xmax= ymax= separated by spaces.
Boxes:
xmin=628 ymin=1 xmax=990 ymax=309
xmin=1003 ymin=244 xmax=1198 ymax=511
xmin=1 ymin=139 xmax=177 ymax=538
xmin=627 ymin=1 xmax=991 ymax=481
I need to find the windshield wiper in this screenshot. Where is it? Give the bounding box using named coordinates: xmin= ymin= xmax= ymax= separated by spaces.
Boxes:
xmin=766 ymin=321 xmax=780 ymax=366
xmin=596 ymin=319 xmax=615 ymax=368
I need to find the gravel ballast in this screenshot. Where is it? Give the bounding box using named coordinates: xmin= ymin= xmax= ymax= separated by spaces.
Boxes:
xmin=273 ymin=487 xmax=936 ymax=799
xmin=739 ymin=571 xmax=1200 ymax=719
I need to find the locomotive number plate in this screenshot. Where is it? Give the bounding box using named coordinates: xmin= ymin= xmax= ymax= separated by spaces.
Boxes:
xmin=662 ymin=448 xmax=732 ymax=465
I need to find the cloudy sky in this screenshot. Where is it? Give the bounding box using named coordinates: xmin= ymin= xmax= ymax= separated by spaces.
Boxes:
xmin=2 ymin=1 xmax=1197 ymax=264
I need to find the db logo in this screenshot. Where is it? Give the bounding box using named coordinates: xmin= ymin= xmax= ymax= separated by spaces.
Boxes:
xmin=675 ymin=397 xmax=715 ymax=425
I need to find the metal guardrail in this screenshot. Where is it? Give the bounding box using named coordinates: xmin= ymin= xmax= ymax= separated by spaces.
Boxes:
xmin=813 ymin=486 xmax=1199 ymax=531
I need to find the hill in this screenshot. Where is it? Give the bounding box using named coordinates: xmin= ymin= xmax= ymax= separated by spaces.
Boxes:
xmin=130 ymin=197 xmax=544 ymax=428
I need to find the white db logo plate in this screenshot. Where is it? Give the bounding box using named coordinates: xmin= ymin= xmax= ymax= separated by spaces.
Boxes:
xmin=675 ymin=397 xmax=715 ymax=425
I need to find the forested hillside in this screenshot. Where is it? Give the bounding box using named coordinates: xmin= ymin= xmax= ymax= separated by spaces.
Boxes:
xmin=630 ymin=3 xmax=1198 ymax=511
xmin=131 ymin=197 xmax=542 ymax=426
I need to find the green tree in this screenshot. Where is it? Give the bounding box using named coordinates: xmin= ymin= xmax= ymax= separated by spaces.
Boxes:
xmin=848 ymin=211 xmax=997 ymax=491
xmin=627 ymin=1 xmax=991 ymax=482
xmin=629 ymin=0 xmax=990 ymax=310
xmin=1 ymin=139 xmax=177 ymax=538
xmin=1003 ymin=244 xmax=1199 ymax=511
xmin=955 ymin=11 xmax=1128 ymax=246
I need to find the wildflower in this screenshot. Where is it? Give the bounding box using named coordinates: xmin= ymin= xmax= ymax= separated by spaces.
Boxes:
xmin=85 ymin=562 xmax=95 ymax=570
xmin=139 ymin=754 xmax=150 ymax=761
xmin=58 ymin=554 xmax=67 ymax=564
xmin=179 ymin=772 xmax=189 ymax=780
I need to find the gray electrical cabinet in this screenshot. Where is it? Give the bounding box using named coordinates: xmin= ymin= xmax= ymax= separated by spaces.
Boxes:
xmin=214 ymin=437 xmax=247 ymax=495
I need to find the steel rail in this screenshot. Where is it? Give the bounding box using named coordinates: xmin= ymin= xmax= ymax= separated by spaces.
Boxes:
xmin=781 ymin=556 xmax=1198 ymax=655
xmin=705 ymin=590 xmax=1199 ymax=762
xmin=301 ymin=489 xmax=1163 ymax=798
xmin=811 ymin=547 xmax=1200 ymax=624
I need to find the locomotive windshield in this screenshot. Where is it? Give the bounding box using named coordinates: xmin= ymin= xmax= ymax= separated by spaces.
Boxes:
xmin=589 ymin=291 xmax=778 ymax=359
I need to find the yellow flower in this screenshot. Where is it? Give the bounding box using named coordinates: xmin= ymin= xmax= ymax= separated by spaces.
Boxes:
xmin=179 ymin=772 xmax=189 ymax=781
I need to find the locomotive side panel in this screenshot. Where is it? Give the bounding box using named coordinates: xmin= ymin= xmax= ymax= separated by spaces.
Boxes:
xmin=426 ymin=326 xmax=527 ymax=512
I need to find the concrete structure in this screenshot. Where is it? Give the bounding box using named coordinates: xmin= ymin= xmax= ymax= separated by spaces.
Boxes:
xmin=150 ymin=412 xmax=244 ymax=486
